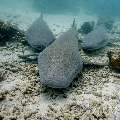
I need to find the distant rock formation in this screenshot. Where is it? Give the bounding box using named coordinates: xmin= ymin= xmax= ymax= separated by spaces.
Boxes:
xmin=82 ymin=25 xmax=108 ymax=51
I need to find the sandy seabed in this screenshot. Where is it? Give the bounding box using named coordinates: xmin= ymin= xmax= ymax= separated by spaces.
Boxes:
xmin=0 ymin=11 xmax=120 ymax=120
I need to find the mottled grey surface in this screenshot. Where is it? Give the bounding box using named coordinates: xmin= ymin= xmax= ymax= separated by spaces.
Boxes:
xmin=82 ymin=25 xmax=108 ymax=51
xmin=26 ymin=15 xmax=55 ymax=51
xmin=38 ymin=27 xmax=83 ymax=88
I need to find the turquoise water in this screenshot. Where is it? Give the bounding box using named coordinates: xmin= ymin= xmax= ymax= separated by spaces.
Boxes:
xmin=0 ymin=0 xmax=120 ymax=17
xmin=0 ymin=0 xmax=34 ymax=12
xmin=34 ymin=0 xmax=120 ymax=16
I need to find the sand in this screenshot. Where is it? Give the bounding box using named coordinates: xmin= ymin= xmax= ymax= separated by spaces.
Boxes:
xmin=0 ymin=11 xmax=120 ymax=120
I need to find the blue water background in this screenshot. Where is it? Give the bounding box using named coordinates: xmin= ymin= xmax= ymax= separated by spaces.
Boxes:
xmin=0 ymin=0 xmax=120 ymax=18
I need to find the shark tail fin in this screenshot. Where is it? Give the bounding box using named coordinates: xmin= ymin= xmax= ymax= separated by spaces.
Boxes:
xmin=71 ymin=17 xmax=77 ymax=30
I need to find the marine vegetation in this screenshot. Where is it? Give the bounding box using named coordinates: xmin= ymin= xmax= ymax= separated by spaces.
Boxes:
xmin=0 ymin=20 xmax=23 ymax=46
xmin=107 ymin=51 xmax=120 ymax=71
xmin=78 ymin=21 xmax=95 ymax=34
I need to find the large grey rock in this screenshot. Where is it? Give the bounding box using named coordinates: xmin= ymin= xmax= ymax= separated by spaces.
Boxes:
xmin=38 ymin=27 xmax=83 ymax=88
xmin=26 ymin=15 xmax=55 ymax=51
xmin=82 ymin=25 xmax=108 ymax=51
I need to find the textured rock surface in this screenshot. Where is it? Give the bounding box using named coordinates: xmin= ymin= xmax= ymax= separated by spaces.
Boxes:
xmin=26 ymin=15 xmax=55 ymax=51
xmin=82 ymin=25 xmax=108 ymax=51
xmin=38 ymin=27 xmax=83 ymax=88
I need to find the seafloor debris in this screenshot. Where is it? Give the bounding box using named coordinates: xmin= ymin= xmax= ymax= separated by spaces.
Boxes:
xmin=78 ymin=21 xmax=95 ymax=34
xmin=107 ymin=51 xmax=120 ymax=71
xmin=26 ymin=13 xmax=55 ymax=51
xmin=0 ymin=20 xmax=24 ymax=46
xmin=47 ymin=101 xmax=108 ymax=120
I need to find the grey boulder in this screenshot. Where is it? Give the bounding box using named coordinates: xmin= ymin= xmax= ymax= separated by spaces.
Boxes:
xmin=82 ymin=25 xmax=108 ymax=51
xmin=26 ymin=15 xmax=55 ymax=51
xmin=38 ymin=27 xmax=83 ymax=88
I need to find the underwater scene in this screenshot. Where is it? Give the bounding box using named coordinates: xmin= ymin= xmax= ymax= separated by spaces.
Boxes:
xmin=0 ymin=0 xmax=120 ymax=119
